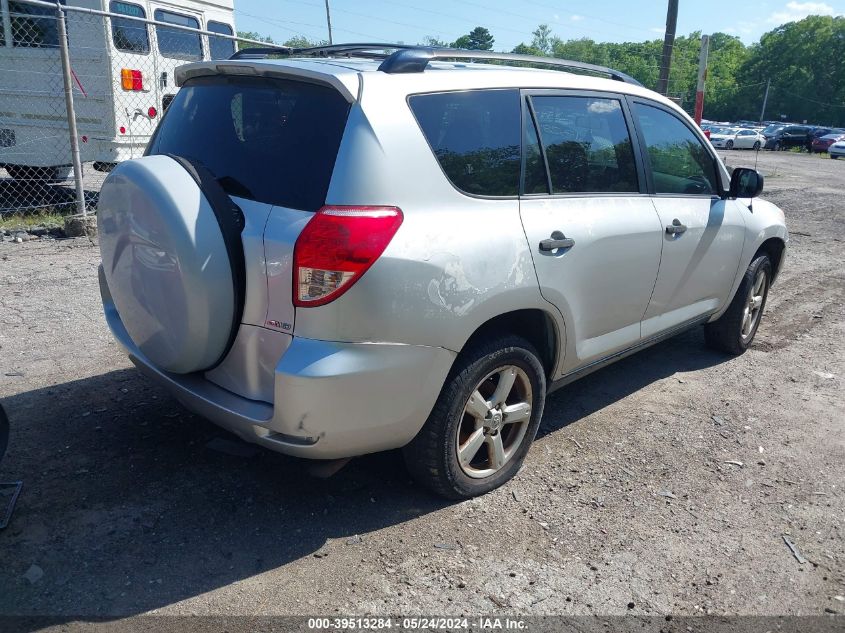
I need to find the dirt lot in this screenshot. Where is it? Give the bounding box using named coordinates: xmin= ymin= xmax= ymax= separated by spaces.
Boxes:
xmin=0 ymin=151 xmax=843 ymax=621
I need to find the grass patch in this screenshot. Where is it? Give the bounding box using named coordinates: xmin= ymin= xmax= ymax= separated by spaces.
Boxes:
xmin=0 ymin=209 xmax=66 ymax=232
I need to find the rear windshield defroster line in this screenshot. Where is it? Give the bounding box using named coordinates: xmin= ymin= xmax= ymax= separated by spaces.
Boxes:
xmin=146 ymin=75 xmax=351 ymax=212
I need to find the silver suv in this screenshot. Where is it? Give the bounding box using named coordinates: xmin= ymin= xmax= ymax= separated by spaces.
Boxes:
xmin=97 ymin=45 xmax=788 ymax=499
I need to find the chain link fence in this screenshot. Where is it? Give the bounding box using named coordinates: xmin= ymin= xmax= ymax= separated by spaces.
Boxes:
xmin=0 ymin=0 xmax=261 ymax=223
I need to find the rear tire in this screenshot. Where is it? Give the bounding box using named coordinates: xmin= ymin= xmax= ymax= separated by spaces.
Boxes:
xmin=726 ymin=140 xmax=734 ymax=149
xmin=403 ymin=336 xmax=546 ymax=499
xmin=704 ymin=254 xmax=772 ymax=355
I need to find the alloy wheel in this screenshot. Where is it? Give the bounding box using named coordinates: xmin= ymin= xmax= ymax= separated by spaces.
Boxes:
xmin=741 ymin=269 xmax=767 ymax=340
xmin=456 ymin=365 xmax=533 ymax=479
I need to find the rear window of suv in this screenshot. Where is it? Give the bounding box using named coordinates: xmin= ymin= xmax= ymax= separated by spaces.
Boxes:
xmin=409 ymin=89 xmax=521 ymax=197
xmin=147 ymin=75 xmax=351 ymax=212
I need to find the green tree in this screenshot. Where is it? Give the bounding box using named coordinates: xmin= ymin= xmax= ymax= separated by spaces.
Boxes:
xmin=735 ymin=15 xmax=845 ymax=125
xmin=511 ymin=43 xmax=542 ymax=56
xmin=531 ymin=24 xmax=553 ymax=55
xmin=236 ymin=30 xmax=275 ymax=50
xmin=420 ymin=35 xmax=448 ymax=48
xmin=282 ymin=35 xmax=325 ymax=48
xmin=452 ymin=26 xmax=494 ymax=50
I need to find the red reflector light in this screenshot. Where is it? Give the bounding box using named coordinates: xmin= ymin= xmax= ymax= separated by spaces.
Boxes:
xmin=119 ymin=126 xmax=126 ymax=134
xmin=148 ymin=106 xmax=157 ymax=118
xmin=293 ymin=206 xmax=403 ymax=307
xmin=121 ymin=68 xmax=143 ymax=91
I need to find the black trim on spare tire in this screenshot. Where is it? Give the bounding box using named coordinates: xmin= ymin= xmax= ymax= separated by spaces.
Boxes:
xmin=166 ymin=154 xmax=246 ymax=371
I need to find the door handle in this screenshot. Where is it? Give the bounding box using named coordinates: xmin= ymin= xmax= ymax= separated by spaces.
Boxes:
xmin=539 ymin=231 xmax=575 ymax=251
xmin=666 ymin=219 xmax=687 ymax=235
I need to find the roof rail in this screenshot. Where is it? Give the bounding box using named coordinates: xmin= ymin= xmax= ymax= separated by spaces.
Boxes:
xmin=230 ymin=43 xmax=413 ymax=60
xmin=378 ymin=48 xmax=642 ymax=86
xmin=229 ymin=43 xmax=642 ymax=87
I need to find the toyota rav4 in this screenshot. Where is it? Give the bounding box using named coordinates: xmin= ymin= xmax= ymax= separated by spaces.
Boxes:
xmin=97 ymin=45 xmax=788 ymax=499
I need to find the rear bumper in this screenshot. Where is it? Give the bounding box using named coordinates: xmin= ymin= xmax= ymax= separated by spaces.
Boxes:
xmin=99 ymin=267 xmax=455 ymax=459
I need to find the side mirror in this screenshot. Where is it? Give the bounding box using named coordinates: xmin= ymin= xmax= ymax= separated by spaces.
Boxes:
xmin=729 ymin=167 xmax=764 ymax=199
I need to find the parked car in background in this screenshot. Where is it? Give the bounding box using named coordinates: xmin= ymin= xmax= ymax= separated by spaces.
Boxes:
xmin=829 ymin=139 xmax=845 ymax=159
xmin=764 ymin=125 xmax=813 ymax=150
xmin=709 ymin=127 xmax=739 ymax=148
xmin=712 ymin=127 xmax=765 ymax=150
xmin=812 ymin=132 xmax=845 ymax=153
xmin=762 ymin=123 xmax=786 ymax=138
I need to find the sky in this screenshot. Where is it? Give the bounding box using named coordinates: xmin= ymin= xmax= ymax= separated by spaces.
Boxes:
xmin=233 ymin=0 xmax=845 ymax=50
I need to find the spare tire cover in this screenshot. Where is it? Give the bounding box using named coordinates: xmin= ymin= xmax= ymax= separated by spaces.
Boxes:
xmin=98 ymin=155 xmax=238 ymax=374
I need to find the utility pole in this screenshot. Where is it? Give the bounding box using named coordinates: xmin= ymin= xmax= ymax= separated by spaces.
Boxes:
xmin=656 ymin=0 xmax=679 ymax=96
xmin=693 ymin=34 xmax=709 ymax=125
xmin=759 ymin=78 xmax=771 ymax=123
xmin=324 ymin=0 xmax=333 ymax=45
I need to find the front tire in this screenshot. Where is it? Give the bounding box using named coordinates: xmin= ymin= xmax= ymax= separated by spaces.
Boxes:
xmin=704 ymin=254 xmax=772 ymax=355
xmin=726 ymin=140 xmax=734 ymax=149
xmin=403 ymin=336 xmax=546 ymax=499
xmin=753 ymin=141 xmax=761 ymax=150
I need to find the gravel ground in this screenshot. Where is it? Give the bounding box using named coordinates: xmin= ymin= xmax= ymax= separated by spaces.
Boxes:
xmin=0 ymin=151 xmax=843 ymax=621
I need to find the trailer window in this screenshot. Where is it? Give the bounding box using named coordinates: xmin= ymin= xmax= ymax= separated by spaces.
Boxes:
xmin=109 ymin=2 xmax=149 ymax=54
xmin=153 ymin=9 xmax=202 ymax=60
xmin=207 ymin=21 xmax=235 ymax=60
xmin=8 ymin=0 xmax=65 ymax=48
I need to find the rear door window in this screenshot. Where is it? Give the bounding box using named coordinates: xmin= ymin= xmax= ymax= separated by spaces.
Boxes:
xmin=409 ymin=89 xmax=521 ymax=197
xmin=528 ymin=95 xmax=638 ymax=194
xmin=110 ymin=1 xmax=149 ymax=54
xmin=154 ymin=9 xmax=202 ymax=60
xmin=147 ymin=75 xmax=351 ymax=212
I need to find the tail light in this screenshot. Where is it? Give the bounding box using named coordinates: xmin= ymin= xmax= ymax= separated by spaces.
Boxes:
xmin=121 ymin=69 xmax=143 ymax=91
xmin=293 ymin=206 xmax=403 ymax=307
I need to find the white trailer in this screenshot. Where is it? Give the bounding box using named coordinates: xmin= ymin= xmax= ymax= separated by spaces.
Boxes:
xmin=0 ymin=0 xmax=236 ymax=181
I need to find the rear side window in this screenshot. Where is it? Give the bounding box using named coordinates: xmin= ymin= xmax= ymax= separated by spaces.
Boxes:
xmin=207 ymin=21 xmax=235 ymax=60
xmin=147 ymin=75 xmax=351 ymax=212
xmin=409 ymin=90 xmax=521 ymax=197
xmin=154 ymin=9 xmax=202 ymax=60
xmin=9 ymin=0 xmax=65 ymax=47
xmin=110 ymin=1 xmax=149 ymax=54
xmin=529 ymin=96 xmax=638 ymax=194
xmin=633 ymin=103 xmax=718 ymax=196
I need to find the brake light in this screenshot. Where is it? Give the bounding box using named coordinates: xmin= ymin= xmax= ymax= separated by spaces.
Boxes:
xmin=293 ymin=206 xmax=403 ymax=307
xmin=121 ymin=68 xmax=143 ymax=91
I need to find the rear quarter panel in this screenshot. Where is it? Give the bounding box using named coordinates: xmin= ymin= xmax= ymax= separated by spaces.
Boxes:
xmin=291 ymin=77 xmax=563 ymax=355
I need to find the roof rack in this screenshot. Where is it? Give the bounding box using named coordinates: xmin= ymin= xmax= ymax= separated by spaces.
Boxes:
xmin=230 ymin=43 xmax=414 ymax=60
xmin=378 ymin=48 xmax=642 ymax=85
xmin=229 ymin=44 xmax=641 ymax=86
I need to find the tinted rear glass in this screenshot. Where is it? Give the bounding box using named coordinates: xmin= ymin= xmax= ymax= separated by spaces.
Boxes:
xmin=147 ymin=75 xmax=351 ymax=212
xmin=409 ymin=90 xmax=521 ymax=197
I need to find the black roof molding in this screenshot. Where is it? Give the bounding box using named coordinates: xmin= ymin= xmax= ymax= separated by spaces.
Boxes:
xmin=378 ymin=48 xmax=642 ymax=85
xmin=230 ymin=43 xmax=413 ymax=60
xmin=229 ymin=43 xmax=641 ymax=86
